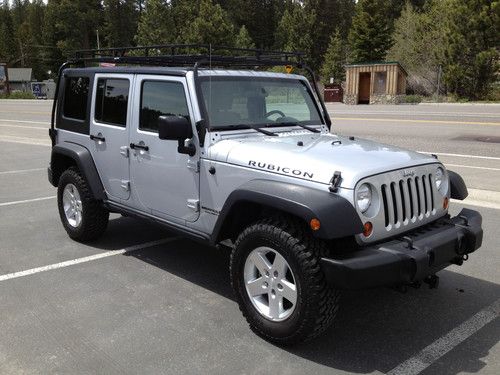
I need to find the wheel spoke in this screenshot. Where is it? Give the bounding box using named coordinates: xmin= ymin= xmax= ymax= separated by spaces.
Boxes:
xmin=272 ymin=253 xmax=288 ymax=278
xmin=268 ymin=293 xmax=281 ymax=319
xmin=280 ymin=279 xmax=297 ymax=305
xmin=249 ymin=251 xmax=271 ymax=275
xmin=64 ymin=204 xmax=72 ymax=217
xmin=246 ymin=277 xmax=266 ymax=297
xmin=74 ymin=210 xmax=82 ymax=226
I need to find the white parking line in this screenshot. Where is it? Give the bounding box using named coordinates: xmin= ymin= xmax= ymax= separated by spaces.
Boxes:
xmin=418 ymin=151 xmax=500 ymax=161
xmin=0 ymin=167 xmax=45 ymax=175
xmin=0 ymin=238 xmax=178 ymax=282
xmin=445 ymin=164 xmax=500 ymax=172
xmin=454 ymin=199 xmax=500 ymax=210
xmin=0 ymin=119 xmax=48 ymax=125
xmin=0 ymin=135 xmax=51 ymax=146
xmin=0 ymin=196 xmax=56 ymax=207
xmin=0 ymin=123 xmax=46 ymax=130
xmin=387 ymin=298 xmax=500 ymax=375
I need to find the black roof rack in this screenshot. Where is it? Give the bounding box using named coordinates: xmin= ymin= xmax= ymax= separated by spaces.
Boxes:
xmin=49 ymin=44 xmax=331 ymax=146
xmin=72 ymin=44 xmax=306 ymax=69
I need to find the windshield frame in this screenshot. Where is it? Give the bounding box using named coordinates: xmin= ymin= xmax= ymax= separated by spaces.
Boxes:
xmin=197 ymin=75 xmax=326 ymax=132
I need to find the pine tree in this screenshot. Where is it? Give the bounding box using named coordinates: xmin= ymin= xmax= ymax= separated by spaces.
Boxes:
xmin=306 ymin=0 xmax=355 ymax=69
xmin=0 ymin=3 xmax=17 ymax=63
xmin=44 ymin=0 xmax=103 ymax=56
xmin=234 ymin=25 xmax=255 ymax=49
xmin=103 ymin=0 xmax=139 ymax=48
xmin=218 ymin=0 xmax=286 ymax=49
xmin=135 ymin=0 xmax=173 ymax=46
xmin=178 ymin=0 xmax=235 ymax=46
xmin=274 ymin=2 xmax=315 ymax=57
xmin=347 ymin=0 xmax=393 ymax=63
xmin=320 ymin=29 xmax=346 ymax=84
xmin=442 ymin=0 xmax=499 ymax=99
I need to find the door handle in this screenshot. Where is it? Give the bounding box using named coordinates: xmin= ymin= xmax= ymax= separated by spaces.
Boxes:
xmin=130 ymin=143 xmax=149 ymax=151
xmin=90 ymin=134 xmax=105 ymax=142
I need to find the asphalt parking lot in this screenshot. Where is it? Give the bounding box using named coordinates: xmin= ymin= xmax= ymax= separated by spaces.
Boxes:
xmin=0 ymin=100 xmax=499 ymax=374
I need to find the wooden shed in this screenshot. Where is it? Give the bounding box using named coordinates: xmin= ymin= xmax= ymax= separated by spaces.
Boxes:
xmin=344 ymin=62 xmax=407 ymax=105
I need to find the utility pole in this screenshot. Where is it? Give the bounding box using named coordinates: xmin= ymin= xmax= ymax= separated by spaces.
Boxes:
xmin=96 ymin=29 xmax=101 ymax=50
xmin=436 ymin=65 xmax=442 ymax=103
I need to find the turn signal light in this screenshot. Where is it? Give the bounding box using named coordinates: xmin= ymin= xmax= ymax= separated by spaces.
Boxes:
xmin=310 ymin=218 xmax=321 ymax=231
xmin=363 ymin=222 xmax=373 ymax=237
xmin=443 ymin=197 xmax=449 ymax=209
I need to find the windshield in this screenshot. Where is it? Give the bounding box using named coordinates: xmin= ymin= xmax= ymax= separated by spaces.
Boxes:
xmin=200 ymin=77 xmax=323 ymax=130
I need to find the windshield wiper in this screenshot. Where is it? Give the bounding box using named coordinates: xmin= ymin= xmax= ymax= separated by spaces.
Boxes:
xmin=264 ymin=122 xmax=320 ymax=133
xmin=222 ymin=124 xmax=278 ymax=136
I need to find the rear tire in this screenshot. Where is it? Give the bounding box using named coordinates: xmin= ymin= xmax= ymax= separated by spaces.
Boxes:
xmin=57 ymin=167 xmax=109 ymax=242
xmin=230 ymin=216 xmax=340 ymax=344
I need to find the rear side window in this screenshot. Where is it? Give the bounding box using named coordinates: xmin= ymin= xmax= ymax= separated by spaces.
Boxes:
xmin=95 ymin=78 xmax=130 ymax=127
xmin=63 ymin=77 xmax=89 ymax=120
xmin=140 ymin=81 xmax=190 ymax=132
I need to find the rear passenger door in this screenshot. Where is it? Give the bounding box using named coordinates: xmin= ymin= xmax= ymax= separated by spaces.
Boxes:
xmin=89 ymin=74 xmax=132 ymax=201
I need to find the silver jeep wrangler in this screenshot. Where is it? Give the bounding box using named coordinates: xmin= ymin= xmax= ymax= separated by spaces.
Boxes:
xmin=48 ymin=45 xmax=483 ymax=344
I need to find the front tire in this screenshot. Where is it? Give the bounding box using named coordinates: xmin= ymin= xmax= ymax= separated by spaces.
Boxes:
xmin=230 ymin=217 xmax=340 ymax=344
xmin=57 ymin=167 xmax=109 ymax=242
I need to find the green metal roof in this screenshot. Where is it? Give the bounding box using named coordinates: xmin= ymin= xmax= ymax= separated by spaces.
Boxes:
xmin=344 ymin=61 xmax=408 ymax=76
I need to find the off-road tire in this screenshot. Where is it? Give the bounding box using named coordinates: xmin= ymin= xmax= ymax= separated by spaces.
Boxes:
xmin=230 ymin=216 xmax=340 ymax=345
xmin=57 ymin=167 xmax=109 ymax=242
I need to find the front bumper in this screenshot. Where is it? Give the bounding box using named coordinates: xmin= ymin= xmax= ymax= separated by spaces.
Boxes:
xmin=320 ymin=208 xmax=483 ymax=290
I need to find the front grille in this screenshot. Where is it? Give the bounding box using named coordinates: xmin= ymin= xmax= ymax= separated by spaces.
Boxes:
xmin=381 ymin=173 xmax=436 ymax=229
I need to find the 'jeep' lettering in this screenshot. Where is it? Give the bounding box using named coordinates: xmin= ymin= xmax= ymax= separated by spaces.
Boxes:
xmin=248 ymin=160 xmax=314 ymax=179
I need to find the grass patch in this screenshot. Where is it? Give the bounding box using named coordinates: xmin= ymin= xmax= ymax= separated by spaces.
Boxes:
xmin=0 ymin=91 xmax=36 ymax=99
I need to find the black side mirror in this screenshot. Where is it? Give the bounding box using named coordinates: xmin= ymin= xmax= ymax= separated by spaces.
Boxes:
xmin=158 ymin=115 xmax=193 ymax=140
xmin=158 ymin=115 xmax=196 ymax=157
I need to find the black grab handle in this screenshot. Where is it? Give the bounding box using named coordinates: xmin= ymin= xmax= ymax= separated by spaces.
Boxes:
xmin=130 ymin=143 xmax=149 ymax=151
xmin=90 ymin=134 xmax=105 ymax=142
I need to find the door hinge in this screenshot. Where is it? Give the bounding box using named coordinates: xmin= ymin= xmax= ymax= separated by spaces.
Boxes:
xmin=187 ymin=159 xmax=199 ymax=172
xmin=121 ymin=180 xmax=130 ymax=191
xmin=187 ymin=199 xmax=200 ymax=212
xmin=120 ymin=146 xmax=129 ymax=158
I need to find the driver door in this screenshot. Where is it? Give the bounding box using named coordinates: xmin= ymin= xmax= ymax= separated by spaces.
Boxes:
xmin=129 ymin=75 xmax=200 ymax=223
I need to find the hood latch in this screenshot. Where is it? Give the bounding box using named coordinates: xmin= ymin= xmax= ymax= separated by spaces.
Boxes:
xmin=329 ymin=171 xmax=342 ymax=193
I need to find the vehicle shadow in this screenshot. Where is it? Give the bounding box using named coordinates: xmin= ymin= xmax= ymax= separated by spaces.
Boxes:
xmin=76 ymin=216 xmax=176 ymax=251
xmin=118 ymin=228 xmax=500 ymax=374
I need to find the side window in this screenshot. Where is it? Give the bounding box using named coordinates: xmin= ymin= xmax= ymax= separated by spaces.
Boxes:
xmin=63 ymin=77 xmax=89 ymax=120
xmin=140 ymin=81 xmax=190 ymax=132
xmin=95 ymin=78 xmax=129 ymax=127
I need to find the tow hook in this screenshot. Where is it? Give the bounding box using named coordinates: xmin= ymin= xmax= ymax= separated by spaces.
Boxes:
xmin=423 ymin=274 xmax=439 ymax=289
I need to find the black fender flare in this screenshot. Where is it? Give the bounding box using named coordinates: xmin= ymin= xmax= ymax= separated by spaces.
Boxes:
xmin=211 ymin=179 xmax=363 ymax=243
xmin=50 ymin=142 xmax=106 ymax=200
xmin=448 ymin=170 xmax=468 ymax=200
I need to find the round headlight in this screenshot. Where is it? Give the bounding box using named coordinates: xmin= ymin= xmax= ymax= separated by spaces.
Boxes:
xmin=435 ymin=167 xmax=448 ymax=194
xmin=357 ymin=183 xmax=372 ymax=213
xmin=435 ymin=167 xmax=444 ymax=190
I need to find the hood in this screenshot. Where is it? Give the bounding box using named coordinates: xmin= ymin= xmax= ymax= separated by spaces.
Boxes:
xmin=207 ymin=131 xmax=438 ymax=188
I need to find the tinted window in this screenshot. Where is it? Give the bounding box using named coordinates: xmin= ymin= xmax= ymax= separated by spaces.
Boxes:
xmin=63 ymin=77 xmax=89 ymax=120
xmin=140 ymin=81 xmax=189 ymax=132
xmin=95 ymin=78 xmax=129 ymax=127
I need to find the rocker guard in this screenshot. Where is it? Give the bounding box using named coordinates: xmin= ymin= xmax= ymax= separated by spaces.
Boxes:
xmin=320 ymin=208 xmax=483 ymax=290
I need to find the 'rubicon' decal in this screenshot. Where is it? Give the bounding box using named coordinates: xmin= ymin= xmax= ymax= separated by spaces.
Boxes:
xmin=248 ymin=161 xmax=314 ymax=179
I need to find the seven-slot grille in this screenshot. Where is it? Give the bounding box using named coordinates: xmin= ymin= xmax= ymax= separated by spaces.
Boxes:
xmin=380 ymin=173 xmax=436 ymax=230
